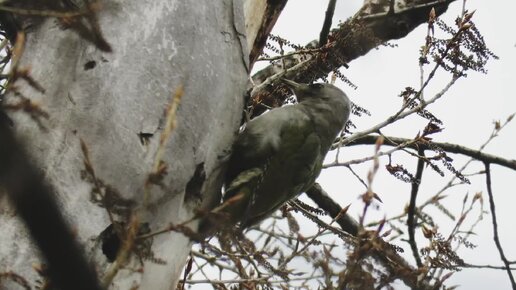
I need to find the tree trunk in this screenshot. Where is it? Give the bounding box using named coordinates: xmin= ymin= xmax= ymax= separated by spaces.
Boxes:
xmin=0 ymin=0 xmax=248 ymax=289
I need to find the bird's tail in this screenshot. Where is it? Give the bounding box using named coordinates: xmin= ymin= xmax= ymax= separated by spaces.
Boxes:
xmin=197 ymin=168 xmax=264 ymax=237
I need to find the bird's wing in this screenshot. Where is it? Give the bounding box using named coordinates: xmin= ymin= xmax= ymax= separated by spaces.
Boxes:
xmin=242 ymin=116 xmax=322 ymax=224
xmin=223 ymin=106 xmax=323 ymax=226
xmin=225 ymin=106 xmax=313 ymax=184
xmin=225 ymin=107 xmax=297 ymax=182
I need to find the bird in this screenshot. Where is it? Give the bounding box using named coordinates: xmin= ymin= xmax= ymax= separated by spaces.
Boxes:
xmin=198 ymin=79 xmax=351 ymax=235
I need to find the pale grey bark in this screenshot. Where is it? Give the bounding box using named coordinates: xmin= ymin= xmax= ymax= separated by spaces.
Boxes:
xmin=0 ymin=0 xmax=248 ymax=289
xmin=244 ymin=0 xmax=267 ymax=49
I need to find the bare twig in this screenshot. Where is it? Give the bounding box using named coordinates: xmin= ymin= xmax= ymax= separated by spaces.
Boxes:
xmin=256 ymin=47 xmax=321 ymax=62
xmin=182 ymin=275 xmax=327 ymax=285
xmin=408 ymin=147 xmax=425 ymax=267
xmin=484 ymin=162 xmax=516 ymax=289
xmin=461 ymin=263 xmax=516 ymax=271
xmin=340 ymin=76 xmax=458 ymax=147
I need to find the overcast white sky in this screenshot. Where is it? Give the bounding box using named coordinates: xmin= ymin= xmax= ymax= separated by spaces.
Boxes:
xmin=263 ymin=0 xmax=516 ymax=289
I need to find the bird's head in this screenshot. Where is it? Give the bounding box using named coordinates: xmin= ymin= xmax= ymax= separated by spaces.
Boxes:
xmin=281 ymin=78 xmax=351 ymax=140
xmin=281 ymin=79 xmax=348 ymax=105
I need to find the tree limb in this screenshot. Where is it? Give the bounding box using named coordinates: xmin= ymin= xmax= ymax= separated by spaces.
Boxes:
xmin=306 ymin=183 xmax=359 ymax=235
xmin=250 ymin=0 xmax=456 ymax=116
xmin=245 ymin=0 xmax=288 ymax=68
xmin=305 ymin=183 xmax=434 ymax=290
xmin=318 ymin=0 xmax=336 ymax=46
xmin=346 ymin=135 xmax=516 ymax=171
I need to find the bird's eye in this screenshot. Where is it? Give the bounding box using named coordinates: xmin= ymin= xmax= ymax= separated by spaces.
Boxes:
xmin=310 ymin=83 xmax=324 ymax=89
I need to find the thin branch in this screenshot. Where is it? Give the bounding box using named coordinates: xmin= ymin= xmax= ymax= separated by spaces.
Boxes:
xmin=461 ymin=263 xmax=516 ymax=271
xmin=408 ymin=147 xmax=425 ymax=267
xmin=182 ymin=277 xmax=268 ymax=285
xmin=278 ymin=200 xmax=348 ymax=269
xmin=345 ymin=164 xmax=369 ymax=189
xmin=366 ymin=120 xmax=511 ymax=228
xmin=341 ymin=135 xmax=516 ymax=171
xmin=340 ymin=76 xmax=458 ymax=147
xmin=484 ymin=162 xmax=516 ymax=289
xmin=182 ymin=275 xmax=327 ymax=285
xmin=190 ymin=251 xmax=236 ymax=272
xmin=256 ymin=47 xmax=321 ymax=62
xmin=325 ymin=135 xmax=419 ymax=168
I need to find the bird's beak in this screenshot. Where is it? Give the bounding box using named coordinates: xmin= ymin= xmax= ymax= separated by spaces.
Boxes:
xmin=280 ymin=78 xmax=302 ymax=91
xmin=281 ymin=78 xmax=313 ymax=102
